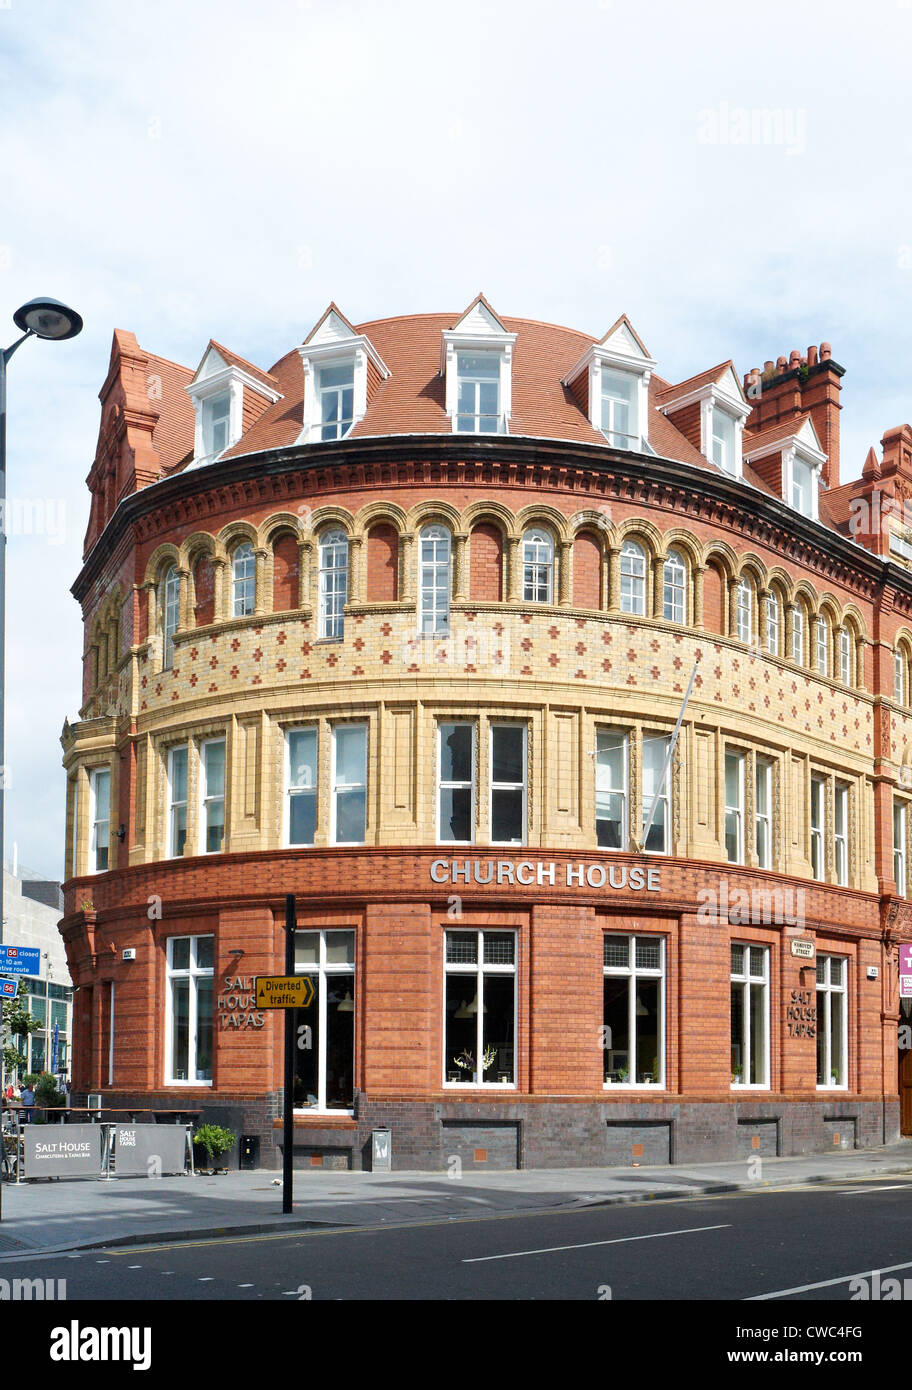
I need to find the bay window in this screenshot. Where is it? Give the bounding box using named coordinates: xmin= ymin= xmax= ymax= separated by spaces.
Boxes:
xmin=444 ymin=930 xmax=515 ymax=1086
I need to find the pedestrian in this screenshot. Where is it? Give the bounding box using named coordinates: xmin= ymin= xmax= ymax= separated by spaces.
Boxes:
xmin=4 ymin=1083 xmax=11 ymax=1102
xmin=20 ymin=1083 xmax=35 ymax=1124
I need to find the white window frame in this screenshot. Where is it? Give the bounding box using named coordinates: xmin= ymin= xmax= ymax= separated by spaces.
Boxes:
xmin=443 ymin=929 xmax=516 ymax=1088
xmin=418 ymin=525 xmax=451 ymax=636
xmin=810 ymin=774 xmax=825 ymax=881
xmin=816 ymin=616 xmax=830 ymax=677
xmin=299 ymin=330 xmax=389 ymax=445
xmin=285 ymin=725 xmax=318 ymax=847
xmin=619 ymin=539 xmax=647 ymax=616
xmin=711 ymin=405 xmax=738 ymax=475
xmin=839 ymin=628 xmax=852 ymax=685
xmin=161 ymin=566 xmax=180 ymax=670
xmin=293 ymin=928 xmax=356 ymax=1115
xmin=165 ymin=934 xmax=214 ymax=1086
xmin=318 ymin=529 xmax=349 ymax=640
xmin=167 ymin=744 xmax=189 ymax=859
xmin=489 ymin=722 xmax=527 ymax=847
xmin=89 ymin=767 xmax=111 ymax=875
xmin=596 ymin=727 xmax=628 ymax=851
xmin=641 ymin=733 xmax=671 ymax=855
xmin=789 ymin=451 xmax=817 ymax=518
xmin=816 ymin=955 xmax=848 ymax=1090
xmin=602 ymin=935 xmax=665 ymax=1088
xmin=199 ymin=738 xmax=226 ymax=855
xmin=437 ymin=721 xmax=476 ymax=845
xmin=834 ymin=782 xmax=849 ymax=887
xmin=317 ymin=362 xmax=355 ymax=441
xmin=792 ymin=605 xmax=805 ymax=665
xmin=330 ymin=723 xmax=367 ymax=846
xmin=202 ymin=391 xmax=231 ymax=459
xmin=895 ymin=800 xmax=907 ymax=898
xmin=736 ymin=579 xmax=753 ymax=643
xmin=755 ymin=758 xmax=773 ymax=870
xmin=522 ymin=528 xmax=555 ymax=604
xmin=231 ymin=543 xmax=256 ymax=618
xmin=663 ymin=550 xmax=687 ymax=623
xmin=765 ymin=593 xmax=780 ymax=656
xmin=600 ymin=368 xmax=640 ymax=451
xmin=454 ymin=350 xmax=504 ymax=434
xmin=725 ymin=750 xmax=746 ymax=865
xmin=730 ymin=943 xmax=770 ymax=1089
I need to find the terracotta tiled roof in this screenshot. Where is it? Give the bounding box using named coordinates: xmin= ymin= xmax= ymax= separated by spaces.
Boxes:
xmin=146 ymin=353 xmax=195 ymax=475
xmin=742 ymin=413 xmax=814 ymax=456
xmin=206 ymin=339 xmax=280 ymax=394
xmin=656 ymin=361 xmax=736 ymax=405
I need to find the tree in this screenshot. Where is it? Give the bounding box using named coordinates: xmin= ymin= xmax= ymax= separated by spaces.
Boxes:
xmin=2 ymin=996 xmax=40 ymax=1080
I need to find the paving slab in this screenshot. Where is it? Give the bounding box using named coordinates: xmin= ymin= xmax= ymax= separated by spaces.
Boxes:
xmin=2 ymin=1139 xmax=912 ymax=1256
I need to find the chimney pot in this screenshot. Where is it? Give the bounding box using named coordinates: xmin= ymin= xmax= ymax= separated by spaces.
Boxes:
xmin=776 ymin=356 xmax=787 ymax=372
xmin=820 ymin=342 xmax=832 ymax=360
xmin=789 ymin=350 xmax=801 ymax=368
xmin=763 ymin=360 xmax=775 ymax=374
xmin=807 ymin=345 xmax=818 ymax=366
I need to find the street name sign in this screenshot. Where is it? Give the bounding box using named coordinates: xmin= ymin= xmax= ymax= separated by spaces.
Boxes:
xmin=255 ymin=975 xmax=314 ymax=1009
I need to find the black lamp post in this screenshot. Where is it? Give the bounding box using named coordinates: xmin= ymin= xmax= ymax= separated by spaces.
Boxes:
xmin=0 ymin=298 xmax=82 ymax=943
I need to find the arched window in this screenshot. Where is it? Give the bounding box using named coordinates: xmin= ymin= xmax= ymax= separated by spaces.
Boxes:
xmin=523 ymin=527 xmax=554 ymax=604
xmin=619 ymin=540 xmax=647 ymax=616
xmin=161 ymin=565 xmax=180 ymax=669
xmin=838 ymin=627 xmax=853 ymax=686
xmin=419 ymin=525 xmax=451 ymax=635
xmin=663 ymin=549 xmax=687 ymax=623
xmin=736 ymin=579 xmax=753 ymax=643
xmin=765 ymin=592 xmax=780 ymax=656
xmin=815 ymin=615 xmax=831 ymax=677
xmin=792 ymin=601 xmax=806 ymax=665
xmin=318 ymin=529 xmax=349 ymax=640
xmin=232 ymin=542 xmax=256 ymax=618
xmin=896 ymin=644 xmax=909 ymax=706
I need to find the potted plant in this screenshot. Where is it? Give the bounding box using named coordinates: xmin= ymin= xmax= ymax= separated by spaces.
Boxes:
xmin=480 ymin=1044 xmax=497 ymax=1078
xmin=452 ymin=1050 xmax=475 ymax=1082
xmin=731 ymin=1066 xmax=743 ymax=1085
xmin=193 ymin=1123 xmax=237 ymax=1173
xmin=616 ymin=1067 xmax=629 ymax=1084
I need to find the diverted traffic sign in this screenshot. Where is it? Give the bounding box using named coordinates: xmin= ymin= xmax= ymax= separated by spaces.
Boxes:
xmin=255 ymin=974 xmax=314 ymax=1009
xmin=0 ymin=945 xmax=40 ymax=977
xmin=0 ymin=977 xmax=18 ymax=999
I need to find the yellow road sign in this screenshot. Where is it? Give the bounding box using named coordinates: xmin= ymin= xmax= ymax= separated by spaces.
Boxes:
xmin=255 ymin=975 xmax=314 ymax=1009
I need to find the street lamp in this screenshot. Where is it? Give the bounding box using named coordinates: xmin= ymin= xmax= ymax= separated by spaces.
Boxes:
xmin=0 ymin=296 xmax=82 ymax=941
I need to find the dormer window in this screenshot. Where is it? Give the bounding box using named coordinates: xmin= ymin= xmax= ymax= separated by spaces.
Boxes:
xmin=711 ymin=407 xmax=737 ymax=474
xmin=187 ymin=341 xmax=282 ymax=466
xmin=456 ymin=353 xmax=502 ymax=433
xmin=792 ymin=456 xmax=814 ymax=514
xmin=203 ymin=392 xmax=231 ymax=458
xmin=743 ymin=415 xmax=826 ymax=521
xmin=600 ymin=370 xmax=639 ymax=450
xmin=298 ymin=304 xmax=390 ymax=445
xmin=442 ymin=296 xmax=516 ymax=436
xmin=562 ymin=315 xmax=655 ymax=454
xmin=318 ymin=363 xmax=355 ymax=440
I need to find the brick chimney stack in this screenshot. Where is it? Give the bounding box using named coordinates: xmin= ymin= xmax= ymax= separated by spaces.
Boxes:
xmin=743 ymin=344 xmax=844 ymax=489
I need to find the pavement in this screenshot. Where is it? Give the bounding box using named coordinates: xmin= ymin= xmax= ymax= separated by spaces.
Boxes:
xmin=3 ymin=1139 xmax=912 ymax=1257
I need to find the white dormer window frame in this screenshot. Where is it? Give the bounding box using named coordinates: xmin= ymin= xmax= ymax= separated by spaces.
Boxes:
xmin=563 ymin=337 xmax=656 ymax=454
xmin=441 ymin=328 xmax=517 ymax=435
xmin=299 ymin=337 xmax=390 ymax=444
xmin=187 ymin=353 xmax=282 ymax=466
xmin=658 ymin=371 xmax=749 ymax=480
xmin=743 ymin=420 xmax=827 ymax=522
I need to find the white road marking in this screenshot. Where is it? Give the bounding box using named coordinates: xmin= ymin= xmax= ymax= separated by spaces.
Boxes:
xmin=237 ymin=1283 xmax=254 ymax=1288
xmin=839 ymin=1185 xmax=912 ymax=1194
xmin=198 ymin=1277 xmax=214 ymax=1281
xmin=96 ymin=1260 xmax=110 ymax=1264
xmin=747 ymin=1258 xmax=912 ymax=1301
xmin=127 ymin=1265 xmax=142 ymax=1269
xmin=462 ymin=1222 xmax=732 ymax=1263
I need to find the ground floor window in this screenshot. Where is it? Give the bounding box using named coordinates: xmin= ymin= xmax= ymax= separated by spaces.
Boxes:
xmin=444 ymin=929 xmax=515 ymax=1086
xmin=730 ymin=944 xmax=769 ymax=1088
xmin=603 ymin=935 xmax=664 ymax=1086
xmin=166 ymin=935 xmax=213 ymax=1084
xmin=817 ymin=955 xmax=847 ymax=1088
xmin=293 ymin=930 xmax=355 ymax=1111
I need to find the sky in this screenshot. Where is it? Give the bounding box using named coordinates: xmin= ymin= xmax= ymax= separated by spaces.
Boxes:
xmin=1 ymin=0 xmax=912 ymax=879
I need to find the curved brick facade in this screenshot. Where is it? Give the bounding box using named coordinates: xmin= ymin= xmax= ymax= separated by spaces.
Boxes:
xmin=60 ymin=304 xmax=912 ymax=1170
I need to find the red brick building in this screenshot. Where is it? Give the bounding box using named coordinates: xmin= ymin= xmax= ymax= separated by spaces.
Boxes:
xmin=60 ymin=297 xmax=912 ymax=1169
